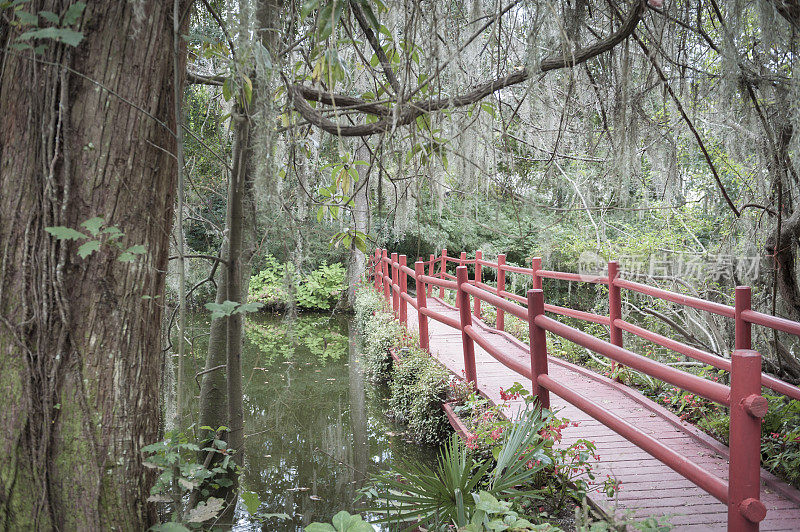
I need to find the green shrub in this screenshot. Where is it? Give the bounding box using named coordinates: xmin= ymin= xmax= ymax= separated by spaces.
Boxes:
xmin=353 ymin=285 xmax=386 ymax=330
xmin=389 ymin=348 xmax=431 ymax=423
xmin=387 ymin=347 xmax=450 ymax=444
xmin=356 ymin=288 xmax=450 ymax=443
xmin=248 ymin=254 xmax=346 ymax=310
xmin=406 ymin=358 xmax=451 ymax=445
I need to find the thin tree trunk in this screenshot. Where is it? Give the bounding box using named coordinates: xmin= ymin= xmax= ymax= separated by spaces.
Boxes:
xmin=347 ymin=143 xmax=371 ymax=304
xmin=0 ymin=1 xmax=190 ymax=529
xmin=226 ymin=111 xmax=249 ymax=468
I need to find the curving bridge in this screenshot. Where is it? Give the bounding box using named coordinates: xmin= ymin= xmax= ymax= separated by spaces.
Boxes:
xmin=368 ymin=248 xmax=800 ymax=531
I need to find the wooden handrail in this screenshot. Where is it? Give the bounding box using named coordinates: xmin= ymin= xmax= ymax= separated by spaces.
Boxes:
xmin=370 ymin=247 xmax=800 ymax=530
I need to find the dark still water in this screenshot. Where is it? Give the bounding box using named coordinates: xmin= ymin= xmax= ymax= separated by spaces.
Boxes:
xmin=178 ymin=312 xmax=436 ymax=531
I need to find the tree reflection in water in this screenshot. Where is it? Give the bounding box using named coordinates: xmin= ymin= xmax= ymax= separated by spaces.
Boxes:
xmin=229 ymin=313 xmax=437 ymax=531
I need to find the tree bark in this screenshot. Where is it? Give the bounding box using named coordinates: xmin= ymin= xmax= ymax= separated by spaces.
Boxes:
xmin=346 ymin=143 xmax=371 ymax=304
xmin=0 ymin=1 xmax=190 ymax=529
xmin=226 ymin=112 xmax=249 ymax=467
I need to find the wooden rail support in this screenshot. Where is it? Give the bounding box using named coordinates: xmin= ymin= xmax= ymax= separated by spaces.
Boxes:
xmin=382 ymin=249 xmax=391 ymax=303
xmin=532 ymin=256 xmax=542 ymax=290
xmin=497 ymin=254 xmax=506 ymax=331
xmin=456 ymin=252 xmax=467 ymax=308
xmin=457 ymin=266 xmax=477 ymax=385
xmin=528 ymin=288 xmax=550 ymax=409
xmin=391 ymin=252 xmax=399 ymax=317
xmin=608 ymin=261 xmax=623 ymax=379
xmin=728 ymin=348 xmax=767 ymax=531
xmin=415 ymin=261 xmax=430 ymax=352
xmin=373 ymin=249 xmax=380 ymax=291
xmin=399 ymin=255 xmax=408 ymax=325
xmin=427 ymin=254 xmax=435 ymax=297
xmin=440 ymin=248 xmax=448 ymax=298
xmin=735 ymin=286 xmax=752 ymax=350
xmin=475 ymin=250 xmax=483 ymax=319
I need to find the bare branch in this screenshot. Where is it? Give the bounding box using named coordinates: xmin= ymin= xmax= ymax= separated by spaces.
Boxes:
xmin=289 ymin=0 xmax=646 ymax=137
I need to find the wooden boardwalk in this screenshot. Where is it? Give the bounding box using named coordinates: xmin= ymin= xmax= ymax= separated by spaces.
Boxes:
xmin=403 ymin=298 xmax=800 ymax=531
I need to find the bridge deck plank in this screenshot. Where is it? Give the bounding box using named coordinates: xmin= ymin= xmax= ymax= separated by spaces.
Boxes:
xmin=399 ymin=297 xmax=800 ymax=530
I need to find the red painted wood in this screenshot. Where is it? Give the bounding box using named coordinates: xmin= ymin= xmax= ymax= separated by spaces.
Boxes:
xmin=392 ymin=298 xmax=800 ymax=530
xmin=415 ymin=261 xmax=429 ymax=352
xmin=474 ymin=250 xmax=482 ymax=319
xmin=427 ymin=254 xmax=435 ymax=297
xmin=729 ymin=349 xmax=766 ymax=530
xmin=390 ymin=252 xmax=399 ymax=315
xmin=496 ymin=254 xmax=506 ymax=331
xmin=399 ymin=255 xmax=408 ymax=325
xmin=439 ymin=249 xmax=447 ymax=298
xmin=375 ymin=250 xmax=800 ymax=530
xmin=456 ymin=266 xmax=477 ymax=385
xmin=528 ymin=289 xmax=549 ymax=408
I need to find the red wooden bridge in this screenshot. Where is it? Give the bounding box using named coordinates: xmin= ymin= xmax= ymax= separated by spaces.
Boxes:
xmin=368 ymin=248 xmax=800 ymax=531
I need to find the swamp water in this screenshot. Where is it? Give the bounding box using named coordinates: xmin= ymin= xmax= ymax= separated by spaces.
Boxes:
xmin=173 ymin=312 xmax=437 ymax=530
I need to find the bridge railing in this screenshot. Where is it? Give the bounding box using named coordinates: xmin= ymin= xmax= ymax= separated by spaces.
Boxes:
xmin=367 ymin=248 xmax=800 ymax=532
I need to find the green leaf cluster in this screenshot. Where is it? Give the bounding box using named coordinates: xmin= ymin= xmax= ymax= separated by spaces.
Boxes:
xmin=6 ymin=1 xmax=86 ymax=52
xmin=248 ymin=255 xmax=346 ymax=310
xmin=142 ymin=426 xmax=236 ymax=527
xmin=45 ymin=217 xmax=146 ymax=262
xmin=305 ymin=510 xmax=375 ymax=532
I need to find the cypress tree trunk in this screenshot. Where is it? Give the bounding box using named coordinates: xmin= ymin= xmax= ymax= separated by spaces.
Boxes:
xmin=0 ymin=1 xmax=190 ymax=529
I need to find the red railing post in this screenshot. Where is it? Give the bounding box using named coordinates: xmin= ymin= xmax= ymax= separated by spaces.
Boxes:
xmin=373 ymin=248 xmax=381 ymax=291
xmin=527 ymin=288 xmax=550 ymax=409
xmin=427 ymin=254 xmax=435 ymax=297
xmin=608 ymin=260 xmax=623 ymax=379
xmin=439 ymin=248 xmax=448 ymax=298
xmin=456 ymin=252 xmax=467 ymax=308
xmin=457 ymin=266 xmax=477 ymax=384
xmin=531 ymin=256 xmax=542 ymax=290
xmin=735 ymin=286 xmax=752 ymax=350
xmin=728 ymin=349 xmax=767 ymax=531
xmin=728 ymin=285 xmax=765 ymax=530
xmin=399 ymin=255 xmax=408 ymax=325
xmin=391 ymin=252 xmax=399 ymax=317
xmin=475 ymin=250 xmax=483 ymax=319
xmin=497 ymin=254 xmax=506 ymax=331
xmin=382 ymin=249 xmax=391 ymax=303
xmin=415 ymin=261 xmax=429 ymax=352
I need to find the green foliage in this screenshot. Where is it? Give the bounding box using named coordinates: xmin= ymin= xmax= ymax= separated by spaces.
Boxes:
xmin=405 ymin=356 xmax=451 ymax=445
xmin=462 ymin=491 xmax=558 ymax=531
xmin=204 ymin=300 xmax=264 ymax=319
xmin=391 ymin=348 xmax=451 ymax=445
xmin=353 ymin=284 xmax=387 ymax=329
xmin=248 ymin=255 xmax=346 ymax=310
xmin=45 ymin=217 xmax=146 ymax=262
xmin=367 ymin=407 xmax=555 ymax=529
xmin=142 ymin=426 xmax=235 ymax=527
xmin=6 ymin=1 xmax=86 ymax=51
xmin=761 ymin=396 xmax=800 ymax=485
xmin=305 ymin=511 xmax=375 ymax=532
xmin=245 ymin=314 xmax=347 ymax=365
xmin=355 ymin=287 xmax=449 ymax=443
xmin=359 ymin=302 xmax=406 ymax=383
